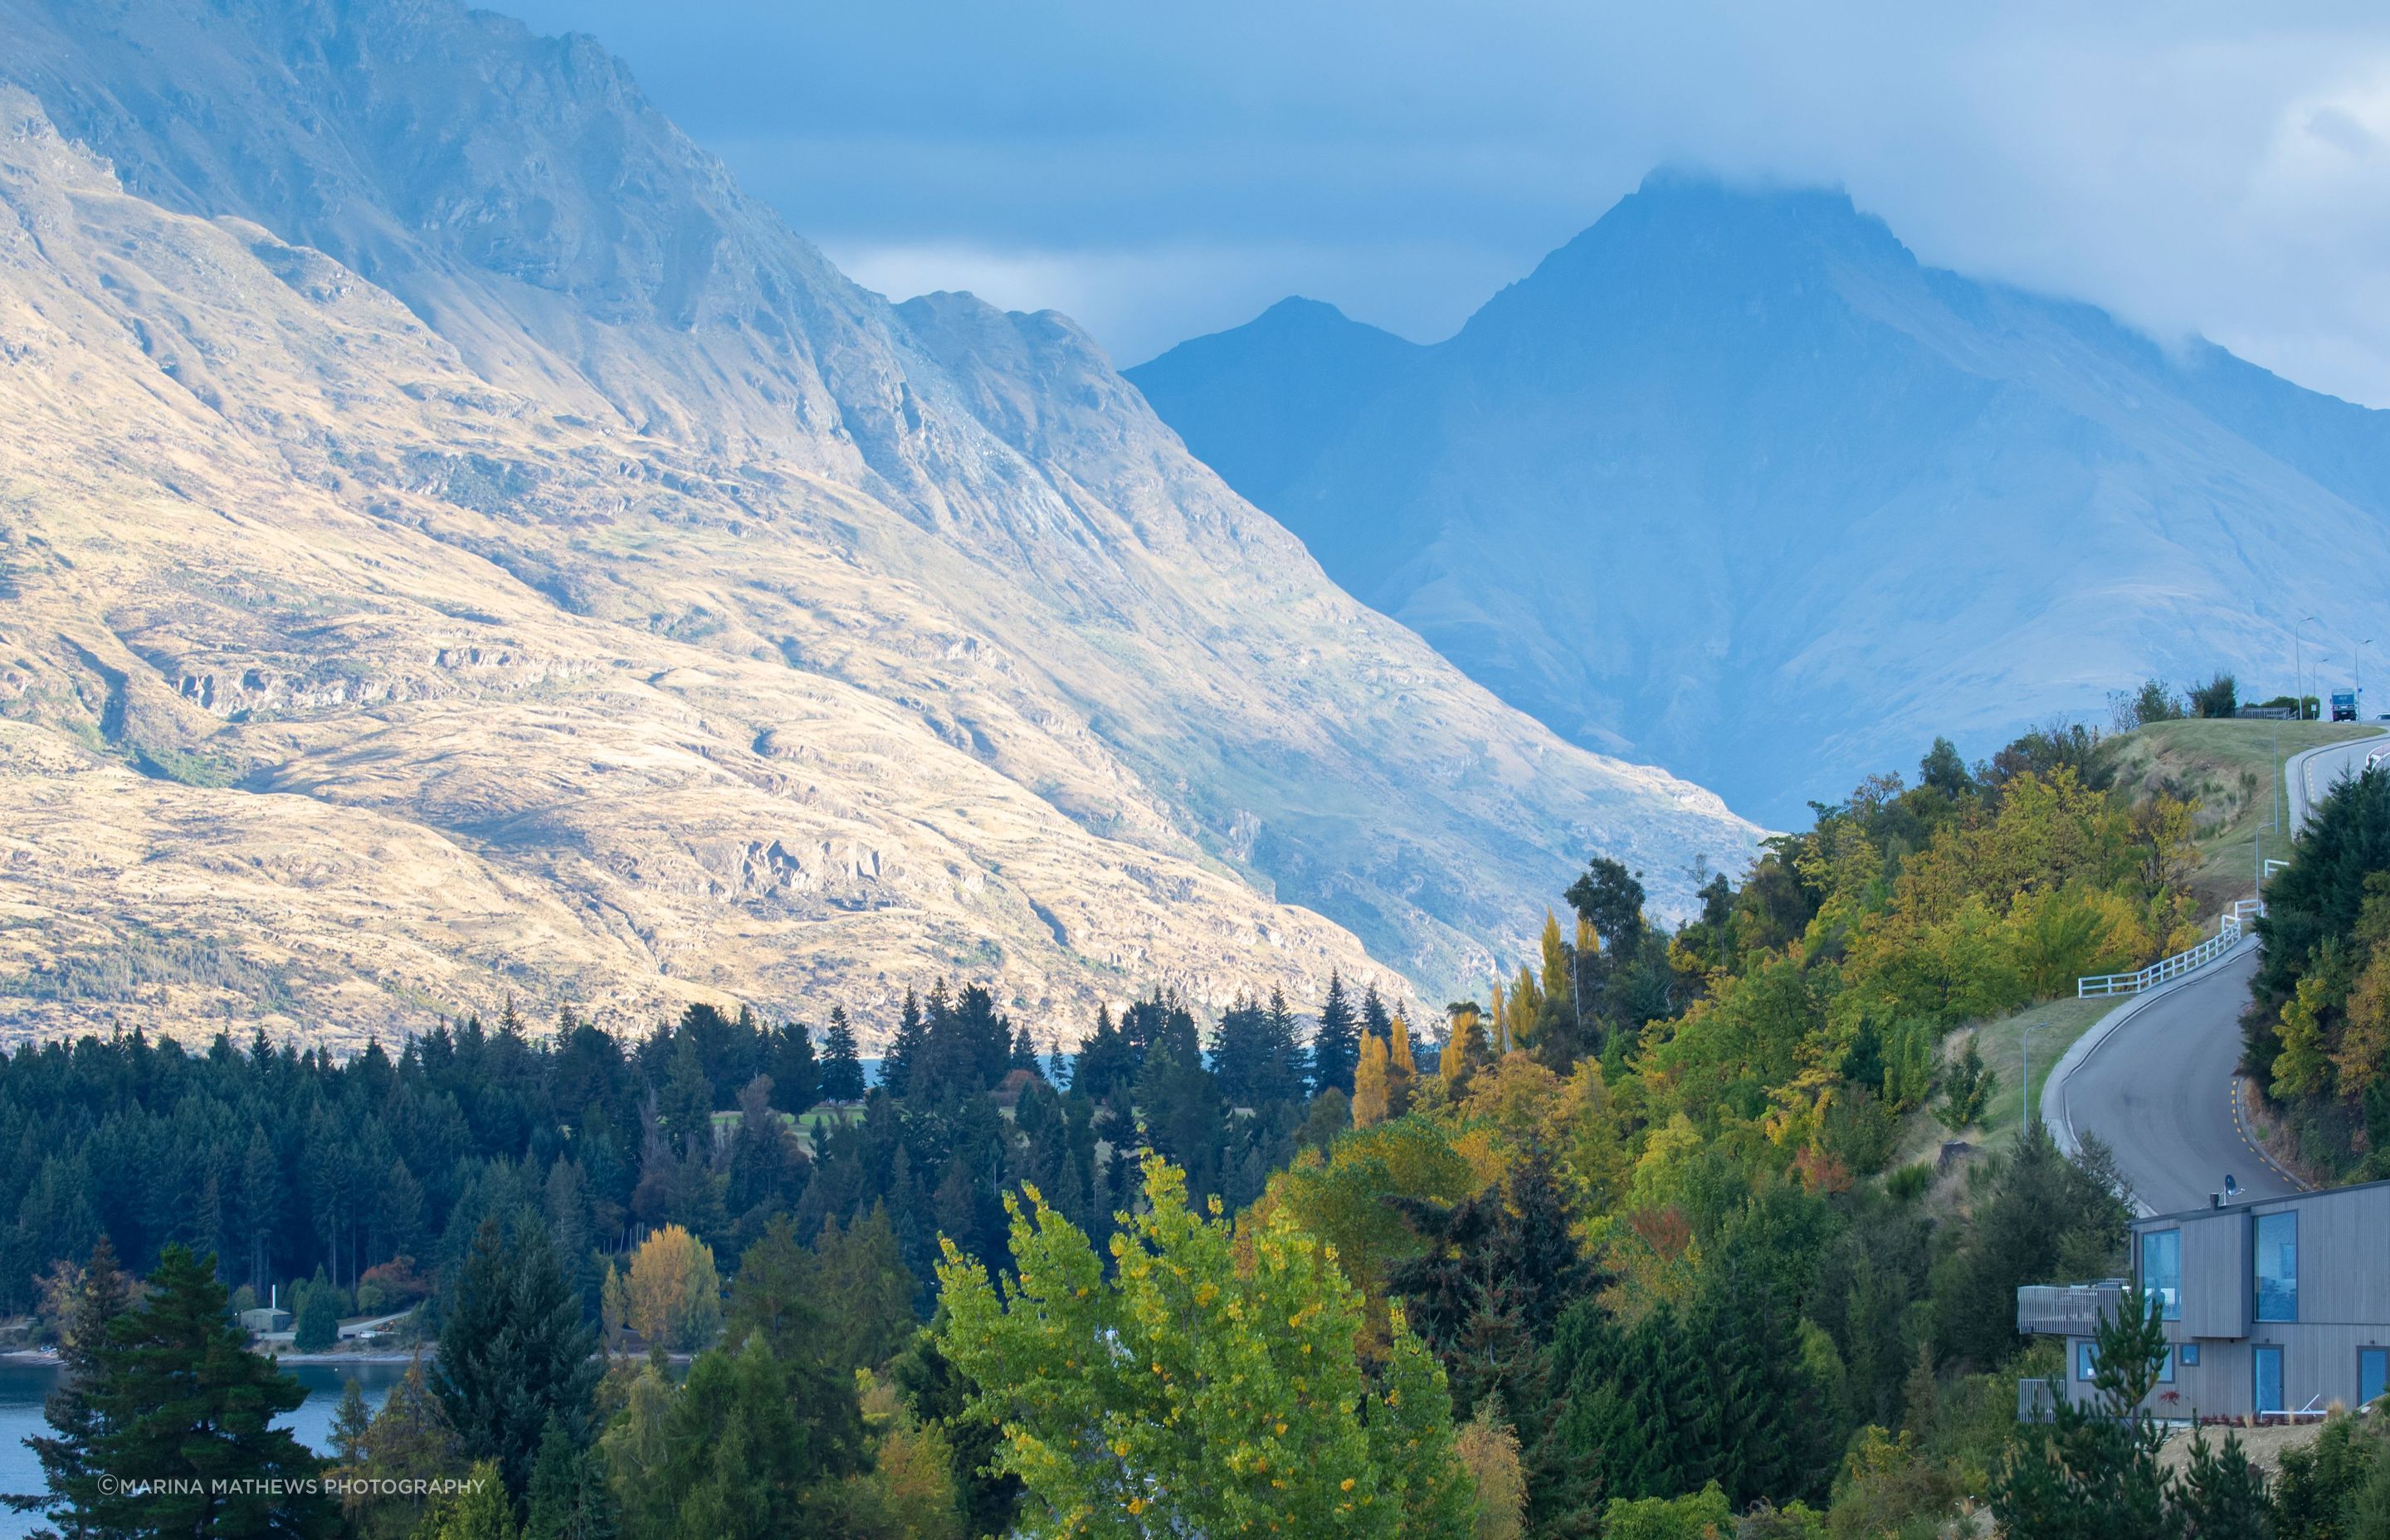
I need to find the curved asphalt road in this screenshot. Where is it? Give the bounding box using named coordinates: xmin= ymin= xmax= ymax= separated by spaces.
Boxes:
xmin=2052 ymin=730 xmax=2385 ymax=1216
xmin=2056 ymin=948 xmax=2296 ymax=1216
xmin=2290 ymin=733 xmax=2389 ymax=826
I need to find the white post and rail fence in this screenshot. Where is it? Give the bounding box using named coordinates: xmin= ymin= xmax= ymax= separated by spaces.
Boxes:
xmin=2077 ymin=899 xmax=2265 ymax=1000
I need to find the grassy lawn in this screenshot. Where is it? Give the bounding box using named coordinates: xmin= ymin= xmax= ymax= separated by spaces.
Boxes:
xmin=2099 ymin=719 xmax=2383 ymax=922
xmin=1892 ymin=993 xmax=2114 ymax=1172
xmin=794 ymin=1104 xmax=861 ymax=1154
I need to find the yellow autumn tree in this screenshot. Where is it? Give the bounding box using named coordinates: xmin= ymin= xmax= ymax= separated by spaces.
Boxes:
xmin=1440 ymin=1004 xmax=1488 ymax=1091
xmin=626 ymin=1223 xmax=723 ymax=1353
xmin=2336 ymin=939 xmax=2390 ymax=1098
xmin=1353 ymin=1033 xmax=1393 ymax=1128
xmin=1387 ymin=1013 xmax=1418 ymax=1118
xmin=2272 ymin=975 xmax=2334 ymax=1100
xmin=1507 ymin=964 xmax=1543 ymax=1050
xmin=600 ymin=1260 xmax=631 ymax=1353
xmin=1539 ymin=910 xmax=1572 ymax=1001
xmin=1454 ymin=1401 xmax=1525 ymax=1540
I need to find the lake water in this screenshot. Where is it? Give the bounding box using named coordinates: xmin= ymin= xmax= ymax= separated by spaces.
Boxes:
xmin=0 ymin=1360 xmax=405 ymax=1538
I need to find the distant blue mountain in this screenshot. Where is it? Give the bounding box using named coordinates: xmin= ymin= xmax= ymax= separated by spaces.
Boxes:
xmin=1129 ymin=173 xmax=2390 ymax=823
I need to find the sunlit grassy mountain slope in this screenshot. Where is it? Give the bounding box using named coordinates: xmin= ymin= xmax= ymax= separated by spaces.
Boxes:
xmin=0 ymin=4 xmax=1759 ymax=1045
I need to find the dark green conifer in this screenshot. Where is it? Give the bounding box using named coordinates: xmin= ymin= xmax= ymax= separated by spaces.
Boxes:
xmin=433 ymin=1216 xmax=600 ymax=1501
xmin=76 ymin=1244 xmax=337 ymax=1537
xmin=817 ymin=1010 xmax=866 ymax=1104
xmin=1310 ymin=974 xmax=1359 ymax=1097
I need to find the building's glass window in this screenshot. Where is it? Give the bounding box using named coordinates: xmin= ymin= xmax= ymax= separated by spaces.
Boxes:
xmin=2362 ymin=1348 xmax=2388 ymax=1409
xmin=2256 ymin=1211 xmax=2298 ymax=1322
xmin=2256 ymin=1347 xmax=2285 ymax=1415
xmin=2180 ymin=1343 xmax=2200 ymax=1367
xmin=2140 ymin=1229 xmax=2182 ymax=1320
xmin=2157 ymin=1348 xmax=2174 ymax=1384
xmin=2075 ymin=1341 xmax=2099 ymax=1382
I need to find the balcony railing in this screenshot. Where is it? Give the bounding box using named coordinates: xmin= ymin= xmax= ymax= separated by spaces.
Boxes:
xmin=2017 ymin=1282 xmax=2127 ymax=1337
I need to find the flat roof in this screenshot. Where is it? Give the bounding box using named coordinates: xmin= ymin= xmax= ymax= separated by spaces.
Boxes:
xmin=2135 ymin=1172 xmax=2390 ymax=1227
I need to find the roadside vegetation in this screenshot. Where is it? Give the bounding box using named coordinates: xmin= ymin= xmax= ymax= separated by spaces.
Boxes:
xmin=2246 ymin=763 xmax=2390 ymax=1182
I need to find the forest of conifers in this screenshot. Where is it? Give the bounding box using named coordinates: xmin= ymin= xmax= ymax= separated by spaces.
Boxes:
xmin=12 ymin=726 xmax=2390 ymax=1538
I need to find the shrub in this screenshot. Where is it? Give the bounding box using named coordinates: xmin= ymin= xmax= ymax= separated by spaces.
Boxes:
xmin=1604 ymin=1483 xmax=1734 ymax=1540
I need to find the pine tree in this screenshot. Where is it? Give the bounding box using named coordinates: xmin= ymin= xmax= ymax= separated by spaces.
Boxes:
xmin=1990 ymin=1290 xmax=2173 ymax=1538
xmin=1009 ymin=1022 xmax=1045 ymax=1079
xmin=657 ymin=1037 xmax=716 ymax=1157
xmin=1069 ymin=1004 xmax=1137 ymax=1108
xmin=1257 ymin=989 xmax=1307 ymax=1106
xmin=1311 ymin=972 xmax=1359 ymax=1097
xmin=818 ymin=1010 xmax=866 ymax=1104
xmin=524 ymin=1414 xmax=616 ymax=1540
xmin=1134 ymin=1035 xmax=1227 ymax=1202
xmin=724 ymin=1078 xmax=805 ymax=1240
xmin=1490 ymin=1146 xmax=1590 ymax=1341
xmin=241 ymin=1123 xmax=282 ymax=1290
xmin=294 ymin=1278 xmax=342 ymax=1352
xmin=767 ymin=1021 xmax=820 ymax=1115
xmin=2174 ymin=1426 xmax=2273 ymax=1538
xmin=20 ymin=1235 xmax=130 ymax=1532
xmin=435 ymin=1216 xmax=602 ymax=1500
xmin=880 ymin=991 xmax=925 ymax=1100
xmin=75 ymin=1244 xmax=339 ymax=1537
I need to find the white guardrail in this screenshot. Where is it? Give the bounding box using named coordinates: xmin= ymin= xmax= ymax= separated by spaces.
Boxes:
xmin=2077 ymin=899 xmax=2264 ymax=999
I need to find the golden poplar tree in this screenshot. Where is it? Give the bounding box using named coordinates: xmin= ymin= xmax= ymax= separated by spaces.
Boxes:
xmin=1508 ymin=964 xmax=1543 ymax=1050
xmin=1352 ymin=1033 xmax=1393 ymax=1127
xmin=626 ymin=1224 xmax=723 ymax=1353
xmin=1540 ymin=910 xmax=1572 ymax=999
xmin=1388 ymin=1014 xmax=1418 ymax=1118
xmin=1440 ymin=1004 xmax=1486 ymax=1089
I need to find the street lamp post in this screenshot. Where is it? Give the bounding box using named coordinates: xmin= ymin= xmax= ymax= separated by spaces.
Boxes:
xmin=2022 ymin=1024 xmax=2041 ymax=1133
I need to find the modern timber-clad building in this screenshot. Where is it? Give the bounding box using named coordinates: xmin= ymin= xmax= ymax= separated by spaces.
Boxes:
xmin=2018 ymin=1177 xmax=2390 ymax=1421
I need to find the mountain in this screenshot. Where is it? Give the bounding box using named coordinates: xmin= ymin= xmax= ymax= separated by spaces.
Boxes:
xmin=1127 ymin=173 xmax=2390 ymax=825
xmin=0 ymin=3 xmax=1759 ymax=1048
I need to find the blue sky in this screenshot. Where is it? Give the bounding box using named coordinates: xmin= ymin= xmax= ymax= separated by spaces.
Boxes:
xmin=503 ymin=1 xmax=2390 ymax=404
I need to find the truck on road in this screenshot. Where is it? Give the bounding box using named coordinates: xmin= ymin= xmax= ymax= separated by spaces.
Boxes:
xmin=2333 ymin=690 xmax=2358 ymax=722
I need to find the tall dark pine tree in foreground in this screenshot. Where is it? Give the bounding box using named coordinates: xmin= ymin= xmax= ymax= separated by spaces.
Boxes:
xmin=436 ymin=1215 xmax=602 ymax=1501
xmin=1311 ymin=972 xmax=1359 ymax=1098
xmin=66 ymin=1245 xmax=336 ymax=1538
